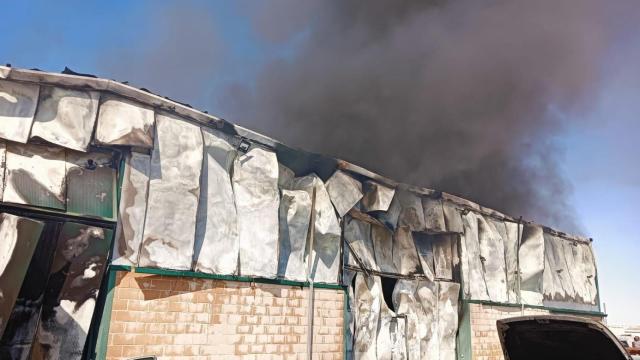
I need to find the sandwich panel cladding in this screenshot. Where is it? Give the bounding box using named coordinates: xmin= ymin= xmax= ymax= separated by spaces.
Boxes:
xmin=0 ymin=67 xmax=602 ymax=360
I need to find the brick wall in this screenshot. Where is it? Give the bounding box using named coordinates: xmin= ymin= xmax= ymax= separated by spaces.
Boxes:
xmin=469 ymin=303 xmax=603 ymax=360
xmin=105 ymin=271 xmax=344 ymax=360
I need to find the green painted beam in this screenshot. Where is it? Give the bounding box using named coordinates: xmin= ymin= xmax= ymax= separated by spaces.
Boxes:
xmin=463 ymin=299 xmax=607 ymax=318
xmin=456 ymin=300 xmax=473 ymax=360
xmin=94 ymin=267 xmax=118 ymax=360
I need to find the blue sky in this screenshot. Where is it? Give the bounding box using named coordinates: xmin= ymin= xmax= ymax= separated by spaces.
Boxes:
xmin=2 ymin=1 xmax=638 ymax=324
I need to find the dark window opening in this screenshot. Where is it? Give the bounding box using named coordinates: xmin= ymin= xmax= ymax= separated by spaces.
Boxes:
xmin=380 ymin=276 xmax=398 ymax=312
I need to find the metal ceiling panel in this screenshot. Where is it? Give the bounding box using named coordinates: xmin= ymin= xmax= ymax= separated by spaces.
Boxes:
xmin=325 ymin=170 xmax=363 ymax=217
xmin=0 ymin=79 xmax=39 ymax=143
xmin=3 ymin=143 xmax=66 ymax=210
xmin=277 ymin=189 xmax=311 ymax=281
xmin=194 ymin=129 xmax=239 ymax=275
xmin=519 ymin=224 xmax=545 ymax=305
xmin=95 ymin=94 xmax=155 ymax=148
xmin=66 ymin=150 xmax=117 ymax=219
xmin=233 ymin=146 xmax=280 ymax=278
xmin=112 ymin=152 xmax=150 ymax=266
xmin=0 ymin=214 xmax=44 ymax=339
xmin=31 ymin=86 xmax=100 ymax=152
xmin=361 ymin=180 xmax=395 ymax=212
xmin=139 ymin=114 xmax=203 ymax=270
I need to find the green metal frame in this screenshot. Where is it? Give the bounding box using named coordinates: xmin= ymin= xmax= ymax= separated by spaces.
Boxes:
xmin=463 ymin=299 xmax=607 ymax=318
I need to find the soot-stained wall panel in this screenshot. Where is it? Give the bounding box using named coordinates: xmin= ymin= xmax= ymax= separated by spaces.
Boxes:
xmin=492 ymin=219 xmax=521 ymax=303
xmin=3 ymin=143 xmax=67 ymax=210
xmin=31 ymin=86 xmax=100 ymax=152
xmin=354 ymin=275 xmax=381 ymax=360
xmin=0 ymin=79 xmax=39 ymax=143
xmin=0 ymin=214 xmax=44 ymax=339
xmin=563 ymin=240 xmax=588 ymax=303
xmin=392 ymin=280 xmax=424 ymax=360
xmin=543 ymin=233 xmax=575 ymax=302
xmin=377 ymin=294 xmax=407 ymax=360
xmin=432 ymin=234 xmax=455 ymax=281
xmin=325 ymin=170 xmax=363 ymax=217
xmin=477 ymin=215 xmax=508 ymax=303
xmin=66 ymin=151 xmax=117 ymax=219
xmin=278 ymin=189 xmax=311 ymax=281
xmin=291 ymin=174 xmax=341 ymax=283
xmin=139 ymin=115 xmax=203 ymax=270
xmin=95 ymin=94 xmax=155 ymax=148
xmin=414 ymin=233 xmax=435 ymax=281
xmin=372 ymin=224 xmax=396 ymax=274
xmin=396 ymin=189 xmax=425 ymax=231
xmin=442 ymin=201 xmax=463 ymax=234
xmin=460 ymin=212 xmax=489 ymax=300
xmin=112 ymin=152 xmax=150 ymax=266
xmin=361 ymin=181 xmax=395 ymax=212
xmin=233 ymin=147 xmax=280 ymax=278
xmin=344 ymin=216 xmax=378 ymax=271
xmin=415 ymin=280 xmax=438 ymax=360
xmin=422 ymin=198 xmax=446 ymax=233
xmin=580 ymin=243 xmax=598 ymax=305
xmin=519 ymin=224 xmax=545 ymax=305
xmin=438 ymin=281 xmax=460 ymax=360
xmin=32 ymin=222 xmax=112 ymax=360
xmin=393 ymin=227 xmax=422 ymax=276
xmin=194 ymin=129 xmax=239 ymax=275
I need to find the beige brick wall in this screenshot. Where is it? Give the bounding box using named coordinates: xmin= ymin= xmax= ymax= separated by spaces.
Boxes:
xmin=469 ymin=303 xmax=603 ymax=360
xmin=105 ymin=271 xmax=344 ymax=360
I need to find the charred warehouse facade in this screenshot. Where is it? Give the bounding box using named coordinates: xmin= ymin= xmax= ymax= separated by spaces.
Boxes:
xmin=0 ymin=67 xmax=603 ymax=360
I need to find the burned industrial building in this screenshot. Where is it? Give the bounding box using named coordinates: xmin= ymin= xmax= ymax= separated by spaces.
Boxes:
xmin=0 ymin=66 xmax=604 ymax=360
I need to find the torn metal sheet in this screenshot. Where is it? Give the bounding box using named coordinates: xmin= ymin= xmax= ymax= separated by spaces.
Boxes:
xmin=354 ymin=275 xmax=381 ymax=360
xmin=233 ymin=146 xmax=280 ymax=278
xmin=519 ymin=224 xmax=545 ymax=305
xmin=194 ymin=129 xmax=239 ymax=275
xmin=112 ymin=152 xmax=150 ymax=266
xmin=397 ymin=189 xmax=425 ymax=231
xmin=460 ymin=211 xmax=489 ymax=300
xmin=3 ymin=143 xmax=66 ymax=210
xmin=414 ymin=233 xmax=435 ymax=281
xmin=66 ymin=150 xmax=117 ymax=219
xmin=361 ymin=181 xmax=395 ymax=212
xmin=492 ymin=219 xmax=522 ymax=303
xmin=0 ymin=214 xmax=44 ymax=339
xmin=393 ymin=227 xmax=422 ymax=276
xmin=278 ymin=163 xmax=295 ymax=189
xmin=344 ymin=270 xmax=357 ymax=360
xmin=277 ymin=189 xmax=311 ymax=281
xmin=438 ymin=281 xmax=460 ymax=360
xmin=543 ymin=233 xmax=575 ymax=302
xmin=140 ymin=114 xmax=203 ymax=270
xmin=95 ymin=94 xmax=155 ymax=148
xmin=0 ymin=79 xmax=39 ymax=143
xmin=432 ymin=234 xmax=455 ymax=281
xmin=392 ymin=280 xmax=423 ymax=360
xmin=377 ymin=192 xmax=402 ymax=230
xmin=372 ymin=224 xmax=397 ymax=274
xmin=563 ymin=240 xmax=586 ymax=303
xmin=442 ymin=201 xmax=463 ymax=234
xmin=377 ymin=295 xmax=407 ymax=360
xmin=422 ymin=197 xmax=446 ymax=233
xmin=325 ymin=170 xmax=363 ymax=217
xmin=32 ymin=223 xmax=111 ymax=360
xmin=31 ymin=86 xmax=100 ymax=152
xmin=415 ymin=280 xmax=438 ymax=360
xmin=291 ymin=174 xmax=341 ymax=283
xmin=580 ymin=243 xmax=598 ymax=305
xmin=478 ymin=215 xmax=508 ymax=303
xmin=344 ymin=216 xmax=378 ymax=271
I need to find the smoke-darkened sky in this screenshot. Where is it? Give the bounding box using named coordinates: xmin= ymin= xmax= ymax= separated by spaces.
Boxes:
xmin=1 ymin=0 xmax=639 ymax=324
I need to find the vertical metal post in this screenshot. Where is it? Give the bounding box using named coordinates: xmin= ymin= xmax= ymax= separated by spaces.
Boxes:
xmin=306 ymin=188 xmax=317 ymax=360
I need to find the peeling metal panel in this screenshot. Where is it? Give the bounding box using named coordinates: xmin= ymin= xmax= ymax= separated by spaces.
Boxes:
xmin=66 ymin=150 xmax=117 ymax=219
xmin=519 ymin=224 xmax=545 ymax=305
xmin=277 ymin=189 xmax=311 ymax=281
xmin=438 ymin=281 xmax=460 ymax=360
xmin=291 ymin=174 xmax=341 ymax=283
xmin=414 ymin=233 xmax=435 ymax=281
xmin=563 ymin=240 xmax=586 ymax=303
xmin=0 ymin=79 xmax=39 ymax=143
xmin=31 ymin=86 xmax=100 ymax=152
xmin=415 ymin=280 xmax=438 ymax=360
xmin=194 ymin=129 xmax=239 ymax=275
xmin=0 ymin=214 xmax=44 ymax=339
xmin=492 ymin=219 xmax=521 ymax=303
xmin=432 ymin=234 xmax=454 ymax=281
xmin=112 ymin=152 xmax=150 ymax=266
xmin=95 ymin=94 xmax=155 ymax=148
xmin=361 ymin=181 xmax=395 ymax=212
xmin=377 ymin=192 xmax=402 ymax=230
xmin=32 ymin=222 xmax=111 ymax=360
xmin=0 ymin=142 xmax=5 ymax=199
xmin=278 ymin=163 xmax=295 ymax=189
xmin=344 ymin=216 xmax=378 ymax=271
xmin=344 ymin=270 xmax=357 ymax=360
xmin=140 ymin=114 xmax=203 ymax=270
xmin=460 ymin=212 xmax=489 ymax=300
xmin=397 ymin=189 xmax=425 ymax=231
xmin=393 ymin=227 xmax=421 ymax=276
xmin=3 ymin=143 xmax=66 ymax=210
xmin=581 ymin=243 xmax=598 ymax=305
xmin=392 ymin=280 xmax=423 ymax=360
xmin=422 ymin=198 xmax=446 ymax=233
xmin=478 ymin=215 xmax=508 ymax=303
xmin=354 ymin=275 xmax=381 ymax=360
xmin=325 ymin=170 xmax=363 ymax=217
xmin=543 ymin=233 xmax=575 ymax=302
xmin=233 ymin=146 xmax=280 ymax=278
xmin=378 ymin=298 xmax=407 ymax=360
xmin=442 ymin=201 xmax=463 ymax=233
xmin=372 ymin=224 xmax=396 ymax=274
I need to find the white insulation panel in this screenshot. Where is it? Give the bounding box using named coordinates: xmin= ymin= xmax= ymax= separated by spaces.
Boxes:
xmin=0 ymin=79 xmax=39 ymax=143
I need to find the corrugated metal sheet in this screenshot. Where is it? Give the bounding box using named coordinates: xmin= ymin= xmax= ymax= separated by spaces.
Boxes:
xmin=0 ymin=79 xmax=39 ymax=143
xmin=139 ymin=114 xmax=203 ymax=270
xmin=66 ymin=150 xmax=117 ymax=219
xmin=3 ymin=143 xmax=66 ymax=210
xmin=31 ymin=86 xmax=100 ymax=152
xmin=194 ymin=129 xmax=239 ymax=275
xmin=95 ymin=94 xmax=155 ymax=148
